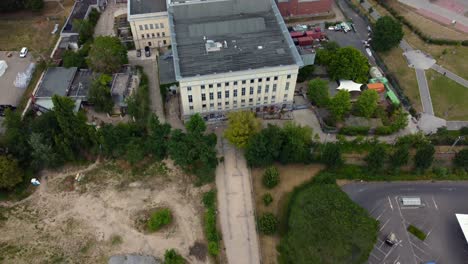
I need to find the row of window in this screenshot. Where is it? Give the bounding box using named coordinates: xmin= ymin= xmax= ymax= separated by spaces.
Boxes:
xmin=187 ymin=84 xmax=289 ymax=102
xmin=188 ymin=95 xmax=290 ymax=111
xmin=141 ymin=32 xmax=166 ymax=39
xmin=147 ymin=40 xmax=167 ymax=47
xmin=139 ymin=23 xmax=165 ymax=31
xmin=186 ymin=74 xmax=291 ymax=91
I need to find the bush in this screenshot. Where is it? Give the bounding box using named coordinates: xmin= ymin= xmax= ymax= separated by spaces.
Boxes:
xmin=204 ymin=208 xmax=218 ymax=242
xmin=339 ymin=126 xmax=370 ymax=136
xmin=257 ymin=213 xmax=278 ymax=235
xmin=414 ymin=143 xmax=435 ymax=171
xmin=0 ymin=156 xmax=24 ymax=190
xmin=208 ymin=241 xmax=219 ymax=256
xmin=164 ymin=249 xmax=185 ymax=264
xmin=454 ymin=149 xmax=468 ymax=170
xmin=147 ymin=208 xmax=172 ymax=232
xmin=407 ymin=225 xmax=426 ymax=241
xmin=202 ymin=189 xmax=216 ymax=208
xmin=375 ymin=126 xmax=393 ymax=135
xmin=297 ymin=65 xmax=315 ymax=83
xmin=365 ymin=144 xmax=387 ymax=172
xmin=321 ymin=143 xmax=343 ymax=168
xmin=262 ymin=193 xmax=273 ymax=206
xmin=262 ymin=166 xmax=280 ymax=189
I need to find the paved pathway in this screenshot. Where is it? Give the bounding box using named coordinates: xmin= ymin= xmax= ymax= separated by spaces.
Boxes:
xmin=94 ymin=2 xmax=127 ymax=37
xmin=415 ymin=69 xmax=434 ymax=115
xmin=216 ymin=132 xmax=260 ymax=264
xmin=431 ymin=64 xmax=468 ymax=88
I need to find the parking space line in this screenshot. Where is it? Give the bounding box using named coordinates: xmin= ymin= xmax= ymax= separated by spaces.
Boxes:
xmin=410 ymin=241 xmax=430 ymax=256
xmin=370 ymin=252 xmax=381 ymax=261
xmin=376 ymin=207 xmax=387 ymax=220
xmin=432 ymin=195 xmax=438 ymax=210
xmin=388 ymin=196 xmax=393 ymax=211
xmin=380 ymin=218 xmax=390 ymax=231
xmin=375 ymin=246 xmax=387 ymax=255
xmin=392 ymin=254 xmax=400 ymax=264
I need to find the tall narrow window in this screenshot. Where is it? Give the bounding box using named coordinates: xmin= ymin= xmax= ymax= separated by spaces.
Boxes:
xmin=188 ymin=95 xmax=193 ymax=103
xmin=202 ymin=94 xmax=206 ymax=101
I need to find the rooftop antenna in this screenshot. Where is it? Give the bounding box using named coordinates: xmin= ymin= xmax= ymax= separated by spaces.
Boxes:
xmin=224 ymin=40 xmax=228 ymax=48
xmin=203 ymin=36 xmax=206 ymax=42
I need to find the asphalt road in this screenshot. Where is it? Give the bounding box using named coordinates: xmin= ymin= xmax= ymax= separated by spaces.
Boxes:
xmin=343 ymin=182 xmax=468 ymax=264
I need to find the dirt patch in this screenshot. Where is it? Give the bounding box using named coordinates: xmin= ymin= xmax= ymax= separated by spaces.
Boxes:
xmin=189 ymin=241 xmax=208 ymax=261
xmin=251 ymin=164 xmax=324 ymax=264
xmin=0 ymin=160 xmax=209 ymax=264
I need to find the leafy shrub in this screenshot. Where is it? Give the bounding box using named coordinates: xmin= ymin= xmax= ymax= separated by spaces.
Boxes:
xmin=204 ymin=208 xmax=218 ymax=242
xmin=321 ymin=143 xmax=343 ymax=167
xmin=375 ymin=126 xmax=393 ymax=135
xmin=339 ymin=126 xmax=370 ymax=136
xmin=365 ymin=144 xmax=387 ymax=172
xmin=257 ymin=213 xmax=278 ymax=235
xmin=262 ymin=193 xmax=273 ymax=206
xmin=414 ymin=144 xmax=435 ymax=171
xmin=454 ymin=149 xmax=468 ymax=170
xmin=432 ymin=167 xmax=449 ymax=178
xmin=164 ymin=249 xmax=185 ymax=264
xmin=147 ymin=208 xmax=172 ymax=232
xmin=407 ymin=225 xmax=426 ymax=241
xmin=262 ymin=166 xmax=280 ymax=189
xmin=202 ymin=190 xmax=216 ymax=208
xmin=208 ymin=241 xmax=219 ymax=256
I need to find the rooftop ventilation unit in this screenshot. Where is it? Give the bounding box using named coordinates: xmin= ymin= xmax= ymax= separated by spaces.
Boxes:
xmin=205 ymin=40 xmax=222 ymax=52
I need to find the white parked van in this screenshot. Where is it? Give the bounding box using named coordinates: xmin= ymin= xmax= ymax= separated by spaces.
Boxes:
xmin=19 ymin=47 xmax=28 ymax=58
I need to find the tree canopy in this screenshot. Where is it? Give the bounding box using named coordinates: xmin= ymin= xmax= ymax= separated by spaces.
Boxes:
xmin=307 ymin=78 xmax=330 ymax=107
xmin=87 ymin=36 xmax=128 ymax=73
xmin=365 ymin=144 xmax=387 ymax=172
xmin=224 ymin=111 xmax=261 ymax=148
xmin=0 ymin=0 xmax=43 ymax=12
xmin=355 ymin=89 xmax=379 ymax=118
xmin=0 ymin=156 xmax=24 ymax=190
xmin=328 ymin=47 xmax=369 ymax=83
xmin=414 ymin=143 xmax=435 ymax=171
xmin=88 ymin=74 xmax=114 ymax=113
xmin=372 ymin=16 xmax=404 ymax=52
xmin=328 ymin=90 xmax=351 ymax=121
xmin=454 ymin=149 xmax=468 ymax=170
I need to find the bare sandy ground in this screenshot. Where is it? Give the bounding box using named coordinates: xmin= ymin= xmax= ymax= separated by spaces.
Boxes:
xmin=0 ymin=160 xmax=210 ymax=264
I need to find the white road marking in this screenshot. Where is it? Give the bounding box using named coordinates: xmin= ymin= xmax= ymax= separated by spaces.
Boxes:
xmin=376 ymin=207 xmax=387 ymax=220
xmin=380 ymin=218 xmax=391 ymax=231
xmin=392 ymin=254 xmax=401 ymax=264
xmin=388 ymin=196 xmax=394 ymax=211
xmin=432 ymin=196 xmax=438 ymax=210
xmin=370 ymin=252 xmax=381 ymax=260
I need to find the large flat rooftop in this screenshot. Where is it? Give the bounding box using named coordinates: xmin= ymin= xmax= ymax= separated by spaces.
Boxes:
xmin=173 ymin=10 xmax=297 ymax=78
xmin=36 ymin=67 xmax=77 ymax=98
xmin=129 ymin=0 xmax=167 ymax=15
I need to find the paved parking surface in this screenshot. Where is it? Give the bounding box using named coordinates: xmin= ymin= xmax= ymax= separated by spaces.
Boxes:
xmin=0 ymin=51 xmax=34 ymax=106
xmin=343 ymin=182 xmax=468 ymax=264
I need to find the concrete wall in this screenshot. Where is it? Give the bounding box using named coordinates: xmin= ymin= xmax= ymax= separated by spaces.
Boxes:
xmin=277 ymin=0 xmax=333 ymax=17
xmin=179 ymin=65 xmax=299 ymax=120
xmin=128 ymin=13 xmax=171 ymax=49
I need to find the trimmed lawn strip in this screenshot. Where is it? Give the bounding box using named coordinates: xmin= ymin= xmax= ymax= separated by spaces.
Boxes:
xmin=426 ymin=69 xmax=468 ymax=121
xmin=407 ymin=224 xmax=427 ymax=241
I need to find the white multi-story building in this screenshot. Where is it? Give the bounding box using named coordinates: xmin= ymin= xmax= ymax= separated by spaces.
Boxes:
xmin=127 ymin=0 xmax=171 ymax=49
xmin=169 ymin=0 xmax=303 ymax=121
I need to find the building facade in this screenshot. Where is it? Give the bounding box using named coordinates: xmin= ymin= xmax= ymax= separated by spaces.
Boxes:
xmin=277 ymin=0 xmax=333 ymax=18
xmin=128 ymin=0 xmax=171 ymax=49
xmin=179 ymin=65 xmax=298 ymax=119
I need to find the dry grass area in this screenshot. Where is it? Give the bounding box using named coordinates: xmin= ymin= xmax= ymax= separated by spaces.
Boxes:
xmin=0 ymin=159 xmax=210 ymax=264
xmin=251 ymin=164 xmax=324 ymax=264
xmin=427 ymin=69 xmax=468 ymax=121
xmin=386 ymin=0 xmax=468 ymax=40
xmin=0 ymin=0 xmax=75 ymax=58
xmin=378 ymin=47 xmax=421 ymax=111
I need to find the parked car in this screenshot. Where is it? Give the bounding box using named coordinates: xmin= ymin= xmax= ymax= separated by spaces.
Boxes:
xmin=366 ymin=48 xmax=372 ymax=57
xmin=136 ymin=49 xmax=141 ymax=57
xmin=385 ymin=233 xmax=398 ymax=246
xmin=144 ymin=46 xmax=151 ymax=57
xmin=19 ymin=47 xmax=28 ymax=58
xmin=328 ymin=26 xmax=335 ymax=31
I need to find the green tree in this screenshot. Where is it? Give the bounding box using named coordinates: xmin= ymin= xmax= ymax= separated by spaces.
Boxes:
xmin=1 ymin=109 xmax=31 ymax=165
xmin=125 ymin=138 xmax=146 ymax=165
xmin=26 ymin=0 xmax=44 ymax=11
xmin=245 ymin=124 xmax=283 ymax=167
xmin=29 ymin=132 xmax=59 ymax=169
xmin=372 ymin=16 xmax=404 ymax=52
xmin=328 ymin=90 xmax=351 ymax=121
xmin=321 ymin=143 xmax=342 ymax=167
xmin=328 ymin=47 xmax=369 ymax=83
xmin=73 ymin=19 xmax=94 ymax=45
xmin=146 ymin=114 xmax=171 ymax=160
xmin=365 ymin=144 xmax=387 ymax=172
xmin=0 ymin=156 xmax=23 ymax=190
xmin=164 ymin=249 xmax=185 ymax=264
xmin=88 ymin=74 xmax=114 ymax=113
xmin=315 ymin=41 xmax=340 ymax=66
xmin=127 ymin=70 xmax=151 ymax=123
xmin=454 ymin=149 xmax=468 ymax=170
xmin=257 ymin=213 xmax=278 ymax=235
xmin=297 ymin=65 xmax=315 ymax=82
xmin=390 ymin=144 xmax=409 ymax=170
xmin=279 ymin=122 xmax=313 ymax=163
xmin=224 ymin=111 xmax=261 ymax=148
xmin=186 ymin=113 xmax=206 ymax=135
xmin=307 ymin=78 xmax=330 ymax=107
xmin=87 ymin=36 xmax=128 ymax=73
xmin=62 ymin=50 xmax=86 ymax=68
xmin=262 ymin=166 xmax=280 ymax=189
xmin=414 ymin=143 xmax=435 ymax=171
xmin=355 ymin=89 xmax=379 ymax=118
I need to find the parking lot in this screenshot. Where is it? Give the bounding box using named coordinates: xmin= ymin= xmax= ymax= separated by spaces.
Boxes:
xmin=0 ymin=51 xmax=34 ymax=107
xmin=343 ymin=182 xmax=468 ymax=264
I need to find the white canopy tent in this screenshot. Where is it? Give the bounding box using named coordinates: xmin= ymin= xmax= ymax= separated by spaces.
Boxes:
xmin=337 ymin=80 xmax=363 ymax=92
xmin=0 ymin=60 xmax=7 ymax=77
xmin=456 ymin=214 xmax=468 ymax=244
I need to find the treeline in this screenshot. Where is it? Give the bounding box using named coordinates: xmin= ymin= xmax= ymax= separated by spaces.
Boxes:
xmin=0 ymin=0 xmax=43 ymax=12
xmin=0 ymin=97 xmax=218 ymax=190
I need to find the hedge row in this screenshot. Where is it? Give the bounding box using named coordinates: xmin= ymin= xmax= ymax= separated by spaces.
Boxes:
xmin=202 ymin=190 xmax=220 ymax=256
xmin=374 ymin=0 xmax=468 ymax=46
xmin=339 ymin=126 xmax=370 ymax=136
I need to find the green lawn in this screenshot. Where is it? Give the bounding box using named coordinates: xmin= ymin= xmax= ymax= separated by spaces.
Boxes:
xmin=427 ymin=69 xmax=468 ymax=121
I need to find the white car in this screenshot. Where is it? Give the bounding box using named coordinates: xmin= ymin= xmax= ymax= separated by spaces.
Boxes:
xmin=366 ymin=48 xmax=372 ymax=57
xmin=328 ymin=26 xmax=335 ymax=31
xmin=19 ymin=47 xmax=28 ymax=58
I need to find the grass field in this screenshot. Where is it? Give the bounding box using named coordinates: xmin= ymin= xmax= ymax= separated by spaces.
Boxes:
xmin=426 ymin=69 xmax=468 ymax=121
xmin=378 ymin=48 xmax=421 ymax=111
xmin=0 ymin=0 xmax=74 ymax=58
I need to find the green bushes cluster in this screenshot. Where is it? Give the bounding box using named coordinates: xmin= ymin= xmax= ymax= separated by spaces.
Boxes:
xmin=257 ymin=213 xmax=278 ymax=235
xmin=147 ymin=208 xmax=172 ymax=232
xmin=374 ymin=110 xmax=408 ymax=135
xmin=428 ymin=127 xmax=468 ymax=145
xmin=262 ymin=167 xmax=280 ymax=189
xmin=164 ymin=249 xmax=185 ymax=264
xmin=338 ymin=126 xmax=370 ymax=136
xmin=262 ymin=193 xmax=273 ymax=206
xmin=202 ymin=190 xmax=220 ymax=256
xmin=374 ymin=0 xmax=468 ymax=46
xmin=407 ymin=225 xmax=426 ymax=241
